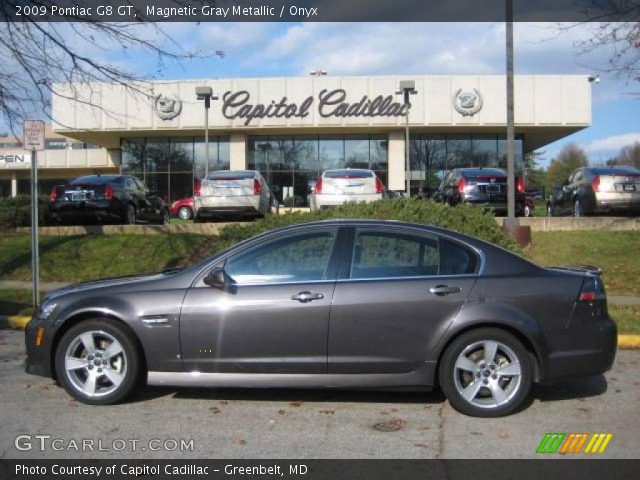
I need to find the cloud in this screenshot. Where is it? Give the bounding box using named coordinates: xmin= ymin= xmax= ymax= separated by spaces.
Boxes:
xmin=585 ymin=133 xmax=640 ymax=154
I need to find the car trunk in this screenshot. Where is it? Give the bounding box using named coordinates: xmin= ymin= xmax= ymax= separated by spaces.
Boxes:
xmin=597 ymin=173 xmax=640 ymax=193
xmin=322 ymin=174 xmax=377 ymax=195
xmin=200 ymin=176 xmax=256 ymax=197
xmin=55 ymin=183 xmax=110 ymax=202
xmin=467 ymin=175 xmax=507 ymax=195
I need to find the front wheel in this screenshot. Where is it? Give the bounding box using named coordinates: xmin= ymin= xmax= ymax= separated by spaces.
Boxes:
xmin=55 ymin=320 xmax=141 ymax=405
xmin=439 ymin=328 xmax=533 ymax=417
xmin=524 ymin=204 xmax=532 ymax=217
xmin=159 ymin=209 xmax=170 ymax=225
xmin=124 ymin=204 xmax=136 ymax=225
xmin=546 ymin=204 xmax=554 ymax=217
xmin=177 ymin=206 xmax=192 ymax=220
xmin=574 ymin=199 xmax=585 ymax=217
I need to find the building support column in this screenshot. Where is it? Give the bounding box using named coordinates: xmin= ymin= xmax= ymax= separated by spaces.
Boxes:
xmin=10 ymin=171 xmax=17 ymax=197
xmin=229 ymin=134 xmax=247 ymax=170
xmin=387 ymin=131 xmax=406 ymax=191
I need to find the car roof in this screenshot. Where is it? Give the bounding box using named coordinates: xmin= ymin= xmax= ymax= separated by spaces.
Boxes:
xmin=457 ymin=168 xmax=506 ymax=176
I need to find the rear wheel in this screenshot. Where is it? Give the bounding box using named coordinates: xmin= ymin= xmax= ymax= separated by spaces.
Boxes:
xmin=55 ymin=320 xmax=141 ymax=405
xmin=546 ymin=204 xmax=554 ymax=217
xmin=439 ymin=328 xmax=533 ymax=417
xmin=159 ymin=209 xmax=170 ymax=225
xmin=524 ymin=204 xmax=532 ymax=217
xmin=124 ymin=204 xmax=136 ymax=225
xmin=574 ymin=199 xmax=584 ymax=217
xmin=177 ymin=206 xmax=192 ymax=220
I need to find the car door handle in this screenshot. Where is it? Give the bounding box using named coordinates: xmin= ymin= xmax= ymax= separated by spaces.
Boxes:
xmin=429 ymin=285 xmax=461 ymax=296
xmin=291 ymin=291 xmax=324 ymax=303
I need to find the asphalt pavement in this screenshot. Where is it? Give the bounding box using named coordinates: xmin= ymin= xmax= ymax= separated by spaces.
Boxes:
xmin=1 ymin=330 xmax=638 ymax=459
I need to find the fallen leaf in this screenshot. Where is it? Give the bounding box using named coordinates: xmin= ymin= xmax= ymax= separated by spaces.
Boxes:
xmin=290 ymin=401 xmax=303 ymax=407
xmin=319 ymin=410 xmax=335 ymax=415
xmin=232 ymin=437 xmax=247 ymax=446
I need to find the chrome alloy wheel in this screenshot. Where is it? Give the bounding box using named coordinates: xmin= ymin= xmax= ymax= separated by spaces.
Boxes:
xmin=453 ymin=340 xmax=522 ymax=409
xmin=64 ymin=330 xmax=128 ymax=398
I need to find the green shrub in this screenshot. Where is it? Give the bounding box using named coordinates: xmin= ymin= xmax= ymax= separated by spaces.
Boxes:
xmin=0 ymin=195 xmax=52 ymax=229
xmin=214 ymin=198 xmax=520 ymax=254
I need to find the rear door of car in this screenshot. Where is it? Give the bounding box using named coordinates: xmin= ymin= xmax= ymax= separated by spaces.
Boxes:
xmin=328 ymin=226 xmax=478 ymax=374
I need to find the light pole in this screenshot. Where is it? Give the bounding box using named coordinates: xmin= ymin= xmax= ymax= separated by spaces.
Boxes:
xmin=505 ymin=0 xmax=516 ymax=220
xmin=196 ymin=86 xmax=218 ymax=177
xmin=396 ymin=80 xmax=417 ymax=197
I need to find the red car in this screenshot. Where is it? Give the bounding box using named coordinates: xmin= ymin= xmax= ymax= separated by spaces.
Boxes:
xmin=170 ymin=197 xmax=194 ymax=220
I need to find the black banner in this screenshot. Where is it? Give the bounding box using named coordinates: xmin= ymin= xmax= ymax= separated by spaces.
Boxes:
xmin=2 ymin=0 xmax=640 ymax=22
xmin=2 ymin=460 xmax=640 ymax=480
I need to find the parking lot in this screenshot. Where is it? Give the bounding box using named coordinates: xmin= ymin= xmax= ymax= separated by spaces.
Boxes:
xmin=1 ymin=330 xmax=638 ymax=459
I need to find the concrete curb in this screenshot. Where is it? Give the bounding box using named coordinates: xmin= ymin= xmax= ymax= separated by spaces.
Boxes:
xmin=2 ymin=314 xmax=639 ymax=349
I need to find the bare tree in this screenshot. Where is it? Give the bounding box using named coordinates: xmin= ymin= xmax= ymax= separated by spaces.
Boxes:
xmin=615 ymin=141 xmax=640 ymax=167
xmin=0 ymin=1 xmax=216 ymax=136
xmin=558 ymin=1 xmax=640 ymax=86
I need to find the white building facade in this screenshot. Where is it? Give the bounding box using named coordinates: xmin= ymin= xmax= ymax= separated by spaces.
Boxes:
xmin=1 ymin=75 xmax=592 ymax=204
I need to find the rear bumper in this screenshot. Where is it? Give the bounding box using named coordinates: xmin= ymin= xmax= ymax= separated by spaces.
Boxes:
xmin=310 ymin=193 xmax=382 ymax=210
xmin=195 ymin=196 xmax=261 ymax=217
xmin=49 ymin=200 xmax=122 ymax=219
xmin=540 ymin=314 xmax=617 ymax=383
xmin=595 ymin=193 xmax=640 ymax=212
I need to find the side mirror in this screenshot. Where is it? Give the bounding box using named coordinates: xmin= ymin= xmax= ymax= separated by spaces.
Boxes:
xmin=204 ymin=267 xmax=234 ymax=291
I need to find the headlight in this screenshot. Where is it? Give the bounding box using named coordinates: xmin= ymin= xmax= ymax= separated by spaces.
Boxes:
xmin=39 ymin=302 xmax=57 ymax=320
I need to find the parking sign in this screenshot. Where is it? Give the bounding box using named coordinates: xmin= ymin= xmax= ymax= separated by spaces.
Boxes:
xmin=23 ymin=120 xmax=45 ymax=151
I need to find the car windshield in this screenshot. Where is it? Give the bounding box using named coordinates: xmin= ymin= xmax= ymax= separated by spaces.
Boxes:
xmin=325 ymin=170 xmax=373 ymax=178
xmin=206 ymin=171 xmax=254 ymax=180
xmin=589 ymin=167 xmax=640 ymax=175
xmin=70 ymin=176 xmax=122 ymax=184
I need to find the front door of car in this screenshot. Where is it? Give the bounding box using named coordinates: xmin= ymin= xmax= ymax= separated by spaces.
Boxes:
xmin=179 ymin=227 xmax=343 ymax=374
xmin=328 ymin=227 xmax=477 ymax=374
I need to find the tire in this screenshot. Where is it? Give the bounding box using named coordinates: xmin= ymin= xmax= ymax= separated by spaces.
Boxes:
xmin=177 ymin=206 xmax=192 ymax=220
xmin=159 ymin=209 xmax=170 ymax=225
xmin=524 ymin=204 xmax=531 ymax=217
xmin=124 ymin=204 xmax=136 ymax=225
xmin=574 ymin=199 xmax=584 ymax=217
xmin=439 ymin=328 xmax=533 ymax=417
xmin=193 ymin=215 xmax=206 ymax=223
xmin=54 ymin=319 xmax=141 ymax=405
xmin=547 ymin=204 xmax=554 ymax=217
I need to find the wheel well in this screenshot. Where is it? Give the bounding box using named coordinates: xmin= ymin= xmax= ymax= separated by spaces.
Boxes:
xmin=50 ymin=312 xmax=147 ymax=382
xmin=435 ymin=323 xmax=541 ymax=386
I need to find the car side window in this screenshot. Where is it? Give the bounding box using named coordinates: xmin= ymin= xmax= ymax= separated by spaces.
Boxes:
xmin=440 ymin=240 xmax=478 ymax=275
xmin=126 ymin=178 xmax=136 ymax=191
xmin=350 ymin=230 xmax=439 ymax=279
xmin=224 ymin=230 xmax=337 ymax=284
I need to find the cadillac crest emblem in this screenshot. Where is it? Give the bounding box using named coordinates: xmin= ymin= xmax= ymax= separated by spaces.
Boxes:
xmin=453 ymin=88 xmax=483 ymax=117
xmin=154 ymin=94 xmax=182 ymax=120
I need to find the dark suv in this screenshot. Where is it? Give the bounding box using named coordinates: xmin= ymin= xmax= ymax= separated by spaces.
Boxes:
xmin=433 ymin=168 xmax=526 ymax=216
xmin=49 ymin=175 xmax=169 ymax=225
xmin=547 ymin=166 xmax=640 ymax=217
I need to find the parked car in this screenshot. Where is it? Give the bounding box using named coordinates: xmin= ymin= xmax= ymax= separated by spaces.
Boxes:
xmin=547 ymin=166 xmax=640 ymax=217
xmin=49 ymin=175 xmax=169 ymax=225
xmin=170 ymin=197 xmax=194 ymax=220
xmin=309 ymin=169 xmax=384 ymax=210
xmin=193 ymin=170 xmax=277 ymax=222
xmin=432 ymin=168 xmax=526 ymax=216
xmin=524 ymin=196 xmax=535 ymax=217
xmin=26 ymin=220 xmax=616 ymax=416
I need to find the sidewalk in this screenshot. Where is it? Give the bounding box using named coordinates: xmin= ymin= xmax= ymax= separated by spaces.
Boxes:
xmin=2 ymin=280 xmax=640 ymax=305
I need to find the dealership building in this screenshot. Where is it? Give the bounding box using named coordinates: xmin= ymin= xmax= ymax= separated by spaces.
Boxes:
xmin=0 ymin=75 xmax=592 ymax=205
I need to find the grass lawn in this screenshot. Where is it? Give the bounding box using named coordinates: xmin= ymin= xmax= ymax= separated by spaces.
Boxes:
xmin=609 ymin=304 xmax=640 ymax=335
xmin=0 ymin=289 xmax=39 ymax=316
xmin=524 ymin=231 xmax=640 ymax=296
xmin=0 ymin=234 xmax=213 ymax=283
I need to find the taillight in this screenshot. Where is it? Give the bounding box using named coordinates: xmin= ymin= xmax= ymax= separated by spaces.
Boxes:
xmin=49 ymin=187 xmax=58 ymax=202
xmin=578 ymin=276 xmax=606 ymax=302
xmin=457 ymin=177 xmax=466 ymax=194
xmin=194 ymin=180 xmax=201 ymax=197
xmin=315 ymin=178 xmax=323 ymax=194
xmin=104 ymin=184 xmax=113 ymax=200
xmin=375 ymin=176 xmax=384 ymax=194
xmin=253 ymin=179 xmax=262 ymax=195
xmin=592 ymin=175 xmax=600 ymax=192
xmin=516 ymin=177 xmax=524 ymax=193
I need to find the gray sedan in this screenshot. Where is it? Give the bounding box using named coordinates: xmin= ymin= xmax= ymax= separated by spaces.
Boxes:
xmin=25 ymin=220 xmax=616 ymax=417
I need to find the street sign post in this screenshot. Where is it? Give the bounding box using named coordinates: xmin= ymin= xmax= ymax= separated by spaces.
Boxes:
xmin=23 ymin=120 xmax=45 ymax=309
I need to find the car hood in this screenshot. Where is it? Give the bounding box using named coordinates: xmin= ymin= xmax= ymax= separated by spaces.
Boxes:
xmin=43 ymin=269 xmax=184 ymax=301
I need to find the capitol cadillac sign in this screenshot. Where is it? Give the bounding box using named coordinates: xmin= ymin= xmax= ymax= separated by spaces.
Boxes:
xmin=153 ymin=87 xmax=485 ymax=125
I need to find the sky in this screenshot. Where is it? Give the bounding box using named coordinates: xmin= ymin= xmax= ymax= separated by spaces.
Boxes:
xmin=6 ymin=22 xmax=640 ymax=167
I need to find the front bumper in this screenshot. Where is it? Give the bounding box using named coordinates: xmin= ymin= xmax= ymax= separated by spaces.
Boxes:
xmin=24 ymin=317 xmax=53 ymax=378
